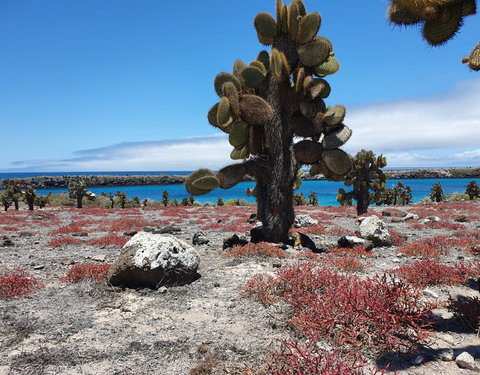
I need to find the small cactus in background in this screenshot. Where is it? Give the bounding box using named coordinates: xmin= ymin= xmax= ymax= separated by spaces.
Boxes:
xmin=5 ymin=179 xmax=22 ymax=210
xmin=115 ymin=191 xmax=127 ymax=209
xmin=0 ymin=191 xmax=13 ymax=211
xmin=308 ymin=191 xmax=319 ymax=206
xmin=465 ymin=180 xmax=480 ymax=199
xmin=68 ymin=181 xmax=88 ymax=209
xmin=23 ymin=186 xmax=37 ymax=211
xmin=217 ymin=197 xmax=224 ymax=206
xmin=181 ymin=197 xmax=190 ymax=206
xmin=387 ymin=0 xmax=479 ymax=71
xmin=161 ymin=190 xmax=170 ymax=207
xmin=132 ymin=196 xmax=141 ymax=207
xmin=108 ymin=192 xmax=115 ymax=208
xmin=337 ymin=150 xmax=387 ymax=215
xmin=186 ymin=0 xmax=352 ymax=243
xmin=430 ymin=182 xmax=445 ymax=202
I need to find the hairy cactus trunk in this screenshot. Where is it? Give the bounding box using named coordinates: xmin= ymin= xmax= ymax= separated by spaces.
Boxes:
xmin=14 ymin=199 xmax=19 ymax=211
xmin=357 ymin=185 xmax=369 ymax=215
xmin=76 ymin=193 xmax=83 ymax=209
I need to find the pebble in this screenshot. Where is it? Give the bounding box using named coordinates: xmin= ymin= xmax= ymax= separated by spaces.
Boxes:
xmin=456 ymin=351 xmax=479 ymax=371
xmin=437 ymin=348 xmax=454 ymax=362
xmin=423 ymin=289 xmax=439 ymax=299
xmin=33 ymin=264 xmax=45 ymax=270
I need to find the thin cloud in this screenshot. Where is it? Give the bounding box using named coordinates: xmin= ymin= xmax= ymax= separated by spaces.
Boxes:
xmin=5 ymin=78 xmax=480 ymax=171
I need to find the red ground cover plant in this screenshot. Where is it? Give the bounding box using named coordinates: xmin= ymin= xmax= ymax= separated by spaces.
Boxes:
xmin=325 ymin=255 xmax=369 ymax=272
xmin=0 ymin=213 xmax=29 ymax=226
xmin=86 ymin=234 xmax=129 ymax=247
xmin=227 ymin=242 xmax=287 ymax=258
xmin=328 ymin=246 xmax=374 ymax=258
xmin=397 ymin=235 xmax=454 ymax=259
xmin=448 ymin=296 xmax=480 ymax=330
xmin=47 ymin=236 xmax=83 ymax=247
xmin=99 ymin=217 xmax=159 ymax=232
xmin=243 ymin=261 xmax=437 ymax=353
xmin=60 ymin=263 xmax=111 ymax=283
xmin=1 ymin=226 xmax=20 ymax=232
xmin=389 ymin=229 xmax=407 ymax=247
xmin=48 ymin=222 xmax=88 ymax=235
xmin=246 ymin=339 xmax=389 ymax=375
xmin=327 ymin=226 xmax=355 ymax=236
xmin=392 ymin=259 xmax=480 ymax=288
xmin=293 ymin=224 xmax=329 ymax=235
xmin=0 ymin=267 xmax=44 ymax=299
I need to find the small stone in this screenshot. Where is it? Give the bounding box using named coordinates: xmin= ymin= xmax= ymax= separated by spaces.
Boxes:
xmin=213 ymin=282 xmax=220 ymax=287
xmin=223 ymin=234 xmax=248 ymax=250
xmin=423 ymin=288 xmax=439 ymax=299
xmin=455 ymin=215 xmax=470 ymax=223
xmin=192 ymin=231 xmax=209 ymax=246
xmin=272 ymin=260 xmax=282 ymax=268
xmin=455 ymin=352 xmax=479 ymax=371
xmin=427 ymin=216 xmax=441 ymax=222
xmin=338 ymin=235 xmax=366 ymax=248
xmin=158 ymin=286 xmax=167 ymax=294
xmin=381 ymin=211 xmax=392 ymax=217
xmin=33 ymin=265 xmax=45 ymax=270
xmin=419 ymin=219 xmax=431 ymax=225
xmin=390 ymin=217 xmax=404 ymax=223
xmin=20 ymin=232 xmax=33 ymax=237
xmin=124 ymin=230 xmax=138 ymax=237
xmin=359 ymin=216 xmax=392 ymax=247
xmin=437 ymin=348 xmax=454 ymax=362
xmin=153 ymin=225 xmax=181 ymax=234
xmin=71 ymin=232 xmax=88 ymax=237
xmin=247 ymin=213 xmax=257 ymax=224
xmin=91 ymin=255 xmax=106 ymax=262
xmin=404 ymin=213 xmax=419 ymax=221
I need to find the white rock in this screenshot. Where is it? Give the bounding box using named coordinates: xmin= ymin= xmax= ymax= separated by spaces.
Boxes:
xmin=294 ymin=214 xmax=318 ymax=228
xmin=422 ymin=289 xmax=439 ymax=299
xmin=456 ymin=352 xmax=479 ymax=371
xmin=359 ymin=216 xmax=392 ymax=247
xmin=427 ymin=216 xmax=441 ymax=222
xmin=404 ymin=213 xmax=419 ymax=221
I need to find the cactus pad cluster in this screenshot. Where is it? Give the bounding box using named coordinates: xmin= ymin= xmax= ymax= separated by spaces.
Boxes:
xmin=186 ymin=0 xmax=352 ymax=242
xmin=337 ymin=150 xmax=387 ymax=215
xmin=387 ymin=0 xmax=479 ymax=71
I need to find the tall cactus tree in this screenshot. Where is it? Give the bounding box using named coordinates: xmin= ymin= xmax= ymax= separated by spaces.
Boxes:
xmin=337 ymin=150 xmax=387 ymax=215
xmin=186 ymin=0 xmax=352 ymax=243
xmin=387 ymin=0 xmax=479 ymax=71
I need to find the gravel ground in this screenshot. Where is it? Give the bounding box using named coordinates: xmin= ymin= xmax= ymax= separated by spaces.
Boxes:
xmin=0 ymin=201 xmax=479 ymax=374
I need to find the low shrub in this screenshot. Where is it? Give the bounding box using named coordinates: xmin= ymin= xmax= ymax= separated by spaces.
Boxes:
xmin=448 ymin=296 xmax=480 ymax=330
xmin=0 ymin=267 xmax=43 ymax=299
xmin=86 ymin=234 xmax=129 ymax=247
xmin=247 ymin=339 xmax=389 ymax=374
xmin=328 ymin=246 xmax=374 ymax=258
xmin=397 ymin=235 xmax=454 ymax=259
xmin=47 ymin=236 xmax=82 ymax=247
xmin=392 ymin=259 xmax=480 ymax=288
xmin=227 ymin=242 xmax=287 ymax=258
xmin=60 ymin=263 xmax=111 ymax=283
xmin=325 ymin=255 xmax=369 ymax=272
xmin=389 ymin=229 xmax=407 ymax=247
xmin=244 ymin=261 xmax=437 ymax=353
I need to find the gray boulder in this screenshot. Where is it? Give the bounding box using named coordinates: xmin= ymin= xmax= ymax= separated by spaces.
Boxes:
xmin=107 ymin=232 xmax=200 ymax=288
xmin=359 ymin=216 xmax=392 ymax=247
xmin=192 ymin=231 xmax=209 ymax=245
xmin=293 ymin=214 xmax=319 ymax=228
xmin=338 ymin=235 xmax=373 ymax=250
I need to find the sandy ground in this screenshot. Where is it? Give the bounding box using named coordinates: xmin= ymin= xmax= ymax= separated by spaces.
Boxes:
xmin=0 ymin=201 xmax=480 ymax=374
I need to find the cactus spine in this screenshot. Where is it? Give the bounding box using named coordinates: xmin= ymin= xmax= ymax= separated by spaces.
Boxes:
xmin=187 ymin=0 xmax=352 ymax=243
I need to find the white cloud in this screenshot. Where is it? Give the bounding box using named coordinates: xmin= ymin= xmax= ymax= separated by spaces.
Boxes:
xmin=5 ymin=78 xmax=480 ymax=171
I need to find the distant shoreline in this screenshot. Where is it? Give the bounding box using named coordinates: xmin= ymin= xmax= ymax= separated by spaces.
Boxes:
xmin=1 ymin=167 xmax=479 ymax=189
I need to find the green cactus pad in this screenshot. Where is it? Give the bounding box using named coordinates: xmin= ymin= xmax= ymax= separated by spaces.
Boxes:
xmin=422 ymin=4 xmax=463 ymax=46
xmin=293 ymin=140 xmax=323 ymax=164
xmin=463 ymin=42 xmax=480 ymax=71
xmin=192 ymin=175 xmax=220 ymax=191
xmin=208 ymin=103 xmax=220 ymax=127
xmin=324 ymin=104 xmax=346 ymax=127
xmin=214 ymin=72 xmax=241 ymax=97
xmin=242 ymin=66 xmax=266 ymax=88
xmin=257 ymin=32 xmax=274 ymax=46
xmin=230 ymin=146 xmax=248 ymax=160
xmin=229 ymin=121 xmax=249 ymax=147
xmin=233 ymin=60 xmax=247 ymax=85
xmin=186 ymin=169 xmax=217 ymax=195
xmin=276 ymin=0 xmax=282 ymax=29
xmin=280 ymin=4 xmax=289 ymax=33
xmin=256 ymin=51 xmax=270 ymax=71
xmin=270 ymin=48 xmax=290 ymax=79
xmin=295 ymin=0 xmax=307 ymax=16
xmin=322 ymin=149 xmax=351 ymax=176
xmin=222 ymin=82 xmax=240 ymax=117
xmin=309 ymin=162 xmax=323 ymax=176
xmin=217 ymin=97 xmax=233 ymax=128
xmin=295 ymin=68 xmax=305 ymax=93
xmin=388 ymin=3 xmax=423 ymax=25
xmin=322 ymin=125 xmax=352 ymax=149
xmin=216 ymin=163 xmax=246 ymax=189
xmin=299 ymin=99 xmax=317 ymax=119
xmin=296 ymin=12 xmax=321 ymax=44
xmin=293 ymin=170 xmax=303 ymax=190
xmin=309 ymin=78 xmax=331 ymax=99
xmin=254 ymin=12 xmax=278 ymax=39
xmin=239 ymin=94 xmax=274 ymax=125
xmin=298 ymin=37 xmax=331 ymax=67
xmin=314 ymin=56 xmax=340 ymax=76
xmin=288 ymin=1 xmax=301 ymax=41
xmin=249 ymin=60 xmax=267 ymax=75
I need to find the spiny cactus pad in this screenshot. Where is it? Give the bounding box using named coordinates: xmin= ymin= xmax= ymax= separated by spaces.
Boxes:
xmin=280 ymin=4 xmax=289 ymax=33
xmin=186 ymin=169 xmax=217 ymax=195
xmin=216 ymin=163 xmax=246 ymax=189
xmin=293 ymin=140 xmax=323 ymax=164
xmin=214 ymin=72 xmax=241 ymax=97
xmin=463 ymin=42 xmax=480 ymax=71
xmin=298 ymin=37 xmax=331 ymax=67
xmin=288 ymin=0 xmax=301 ymax=41
xmin=323 ymin=125 xmax=352 ymax=149
xmin=462 ymin=0 xmax=477 ymax=16
xmin=208 ymin=103 xmax=220 ymax=127
xmin=322 ymin=149 xmax=351 ymax=175
xmin=217 ymin=97 xmax=233 ymax=127
xmin=230 ymin=146 xmax=248 ymax=160
xmin=309 ymin=78 xmax=331 ymax=99
xmin=233 ymin=60 xmax=247 ymax=84
xmin=229 ymin=121 xmax=249 ymax=147
xmin=254 ymin=12 xmax=278 ymax=39
xmin=388 ymin=3 xmax=424 ymax=25
xmin=256 ymin=51 xmax=270 ymax=71
xmin=292 ymin=115 xmax=322 ymax=137
xmin=239 ymin=94 xmax=274 ymax=125
xmin=324 ymin=104 xmax=346 ymax=127
xmin=242 ymin=66 xmax=266 ymax=88
xmin=192 ymin=175 xmax=220 ymax=191
xmin=296 ymin=12 xmax=321 ymax=44
xmin=249 ymin=60 xmax=267 ymax=75
xmin=422 ymin=4 xmax=463 ymax=46
xmin=314 ymin=56 xmax=340 ymax=76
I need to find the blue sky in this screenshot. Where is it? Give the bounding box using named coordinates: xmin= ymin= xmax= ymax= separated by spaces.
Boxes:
xmin=0 ymin=0 xmax=479 ymax=172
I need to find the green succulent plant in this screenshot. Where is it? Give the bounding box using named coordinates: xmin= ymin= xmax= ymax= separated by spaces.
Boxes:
xmin=186 ymin=0 xmax=352 ymax=243
xmin=465 ymin=180 xmax=480 ymax=199
xmin=67 ymin=180 xmax=88 ymax=209
xmin=337 ymin=150 xmax=387 ymax=215
xmin=430 ymin=182 xmax=445 ymax=202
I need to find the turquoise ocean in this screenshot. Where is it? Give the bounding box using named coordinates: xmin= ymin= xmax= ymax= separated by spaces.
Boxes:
xmin=1 ymin=172 xmax=479 ymax=206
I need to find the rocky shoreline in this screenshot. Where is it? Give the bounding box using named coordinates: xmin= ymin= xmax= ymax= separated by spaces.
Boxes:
xmin=1 ymin=167 xmax=479 ymax=189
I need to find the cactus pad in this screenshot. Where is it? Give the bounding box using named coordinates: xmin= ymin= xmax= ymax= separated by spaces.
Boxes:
xmin=293 ymin=170 xmax=302 ymax=190
xmin=296 ymin=12 xmax=321 ymax=44
xmin=299 ymin=99 xmax=317 ymax=118
xmin=280 ymin=4 xmax=289 ymax=33
xmin=270 ymin=48 xmax=290 ymax=78
xmin=322 ymin=125 xmax=352 ymax=149
xmin=388 ymin=3 xmax=423 ymax=25
xmin=422 ymin=4 xmax=463 ymax=46
xmin=254 ymin=12 xmax=278 ymax=39
xmin=293 ymin=140 xmax=323 ymax=164
xmin=256 ymin=51 xmax=270 ymax=71
xmin=214 ymin=72 xmax=241 ymax=97
xmin=229 ymin=121 xmax=249 ymax=147
xmin=314 ymin=56 xmax=340 ymax=76
xmin=186 ymin=169 xmax=218 ymax=195
xmin=217 ymin=97 xmax=233 ymax=128
xmin=463 ymin=42 xmax=480 ymax=71
xmin=322 ymin=149 xmax=351 ymax=176
xmin=230 ymin=146 xmax=248 ymax=160
xmin=309 ymin=78 xmax=331 ymax=99
xmin=288 ymin=0 xmax=301 ymax=41
xmin=239 ymin=94 xmax=274 ymax=125
xmin=242 ymin=66 xmax=266 ymax=88
xmin=324 ymin=104 xmax=346 ymax=127
xmin=462 ymin=0 xmax=477 ymax=16
xmin=216 ymin=163 xmax=246 ymax=189
xmin=298 ymin=37 xmax=331 ymax=67
xmin=292 ymin=115 xmax=322 ymax=137
xmin=249 ymin=60 xmax=267 ymax=75
xmin=257 ymin=33 xmax=274 ymax=46
xmin=208 ymin=103 xmax=220 ymax=127
xmin=193 ymin=175 xmax=220 ymax=191
xmin=233 ymin=60 xmax=247 ymax=85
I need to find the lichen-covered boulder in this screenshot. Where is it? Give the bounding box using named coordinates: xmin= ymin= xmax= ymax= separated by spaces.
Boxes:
xmin=107 ymin=232 xmax=200 ymax=288
xmin=293 ymin=214 xmax=319 ymax=228
xmin=359 ymin=216 xmax=392 ymax=247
